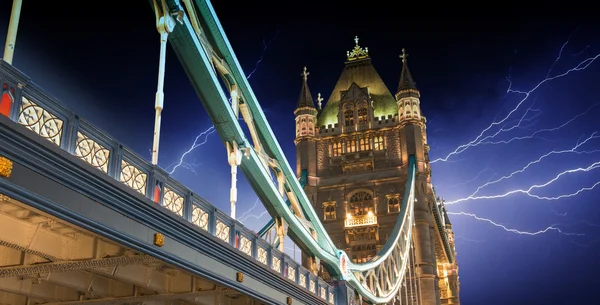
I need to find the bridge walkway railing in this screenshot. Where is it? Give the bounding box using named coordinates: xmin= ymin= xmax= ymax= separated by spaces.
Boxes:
xmin=0 ymin=60 xmax=336 ymax=304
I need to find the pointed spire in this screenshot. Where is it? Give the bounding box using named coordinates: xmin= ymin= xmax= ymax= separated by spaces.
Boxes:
xmin=317 ymin=93 xmax=323 ymax=110
xmin=296 ymin=66 xmax=316 ymax=109
xmin=439 ymin=197 xmax=452 ymax=226
xmin=396 ymin=48 xmax=420 ymax=99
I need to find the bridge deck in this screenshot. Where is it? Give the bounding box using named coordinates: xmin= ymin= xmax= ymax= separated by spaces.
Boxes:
xmin=0 ymin=62 xmax=333 ymax=304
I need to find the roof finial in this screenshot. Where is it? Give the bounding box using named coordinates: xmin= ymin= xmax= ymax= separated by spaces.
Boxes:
xmin=317 ymin=93 xmax=323 ymax=110
xmin=347 ymin=36 xmax=369 ymax=61
xmin=400 ymin=48 xmax=409 ymax=63
xmin=301 ymin=66 xmax=310 ymax=81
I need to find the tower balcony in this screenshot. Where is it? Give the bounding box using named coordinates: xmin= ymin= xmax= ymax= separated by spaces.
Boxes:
xmin=345 ymin=212 xmax=378 ymax=228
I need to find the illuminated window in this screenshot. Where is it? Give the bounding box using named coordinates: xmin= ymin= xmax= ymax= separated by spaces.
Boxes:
xmin=374 ymin=135 xmax=384 ymax=151
xmin=300 ymin=118 xmax=307 ymax=136
xmin=324 ymin=205 xmax=336 ymax=220
xmin=333 ymin=142 xmax=342 ymax=157
xmin=346 ymin=137 xmax=356 ymax=153
xmin=348 ymin=191 xmax=373 ymax=216
xmin=359 ymin=137 xmax=370 ymax=151
xmin=344 ymin=109 xmax=354 ymax=126
xmin=388 ymin=196 xmax=400 ymax=213
xmin=350 ymin=244 xmax=377 ymax=263
xmin=358 ymin=107 xmax=368 ymax=124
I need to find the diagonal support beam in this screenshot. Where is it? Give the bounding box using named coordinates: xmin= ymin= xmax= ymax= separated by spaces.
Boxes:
xmin=0 ymin=254 xmax=160 ymax=277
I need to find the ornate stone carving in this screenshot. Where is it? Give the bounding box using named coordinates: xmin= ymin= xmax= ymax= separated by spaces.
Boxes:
xmin=271 ymin=256 xmax=281 ymax=273
xmin=215 ymin=220 xmax=230 ymax=242
xmin=154 ymin=233 xmax=165 ymax=247
xmin=257 ymin=247 xmax=267 ymax=265
xmin=75 ymin=132 xmax=110 ymax=173
xmin=191 ymin=205 xmax=209 ymax=231
xmin=239 ymin=235 xmax=252 ymax=256
xmin=299 ymin=273 xmax=307 ymax=288
xmin=346 ymin=36 xmax=369 ymax=61
xmin=120 ymin=159 xmax=147 ymax=194
xmin=162 ymin=187 xmax=184 ymax=216
xmin=0 ymin=156 xmax=12 ymax=178
xmin=18 ymin=97 xmax=64 ymax=146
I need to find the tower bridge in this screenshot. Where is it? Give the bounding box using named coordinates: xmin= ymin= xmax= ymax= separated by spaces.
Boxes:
xmin=0 ymin=0 xmax=460 ymax=304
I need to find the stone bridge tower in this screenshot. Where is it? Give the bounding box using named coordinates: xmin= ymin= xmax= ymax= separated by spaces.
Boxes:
xmin=293 ymin=37 xmax=460 ymax=305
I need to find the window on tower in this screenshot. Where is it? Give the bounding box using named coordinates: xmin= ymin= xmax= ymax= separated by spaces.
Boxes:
xmin=346 ymin=137 xmax=357 ymax=153
xmin=344 ymin=108 xmax=354 ymax=126
xmin=348 ymin=191 xmax=373 ymax=216
xmin=359 ymin=137 xmax=371 ymax=151
xmin=357 ymin=107 xmax=368 ymax=124
xmin=374 ymin=135 xmax=385 ymax=151
xmin=332 ymin=141 xmax=342 ymax=157
xmin=324 ymin=204 xmax=336 ymax=220
xmin=388 ymin=196 xmax=400 ymax=213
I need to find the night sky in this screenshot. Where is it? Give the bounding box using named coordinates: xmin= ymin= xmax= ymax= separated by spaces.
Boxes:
xmin=1 ymin=2 xmax=599 ymax=304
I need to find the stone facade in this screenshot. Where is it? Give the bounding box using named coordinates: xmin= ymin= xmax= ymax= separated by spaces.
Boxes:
xmin=294 ymin=39 xmax=460 ymax=304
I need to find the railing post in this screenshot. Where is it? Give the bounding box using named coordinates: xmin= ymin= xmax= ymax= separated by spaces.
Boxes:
xmin=208 ymin=207 xmax=216 ymax=235
xmin=8 ymin=82 xmax=23 ymax=122
xmin=65 ymin=114 xmax=80 ymax=155
xmin=251 ymin=234 xmax=258 ymax=260
xmin=230 ymin=222 xmax=238 ymax=247
xmin=109 ymin=143 xmax=123 ymax=180
xmin=183 ymin=191 xmax=193 ymax=222
xmin=147 ymin=165 xmax=167 ymax=205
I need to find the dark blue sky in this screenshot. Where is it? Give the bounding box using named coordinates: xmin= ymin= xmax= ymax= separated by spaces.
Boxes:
xmin=1 ymin=2 xmax=599 ymax=304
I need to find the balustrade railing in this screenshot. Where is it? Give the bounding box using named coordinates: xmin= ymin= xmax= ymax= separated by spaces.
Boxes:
xmin=345 ymin=214 xmax=378 ymax=227
xmin=0 ymin=62 xmax=335 ymax=304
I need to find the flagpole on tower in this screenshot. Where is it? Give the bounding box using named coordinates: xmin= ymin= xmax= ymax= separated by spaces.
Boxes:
xmin=3 ymin=0 xmax=23 ymax=65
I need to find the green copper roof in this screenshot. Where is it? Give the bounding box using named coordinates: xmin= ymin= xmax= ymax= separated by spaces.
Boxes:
xmin=318 ymin=59 xmax=397 ymax=127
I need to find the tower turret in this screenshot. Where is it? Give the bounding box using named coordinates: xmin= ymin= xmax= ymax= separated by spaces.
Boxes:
xmin=396 ymin=48 xmax=422 ymax=122
xmin=294 ymin=66 xmax=318 ymax=178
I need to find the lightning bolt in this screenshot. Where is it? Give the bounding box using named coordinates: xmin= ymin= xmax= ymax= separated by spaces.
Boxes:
xmin=431 ymin=45 xmax=600 ymax=163
xmin=464 ymin=133 xmax=600 ymax=199
xmin=447 ymin=211 xmax=583 ymax=236
xmin=237 ymin=198 xmax=260 ymax=221
xmin=479 ymin=101 xmax=600 ymax=146
xmin=168 ymin=126 xmax=216 ymax=174
xmin=167 ymin=30 xmax=280 ymax=175
xmin=238 ymin=210 xmax=269 ymax=222
xmin=446 ymin=159 xmax=600 ymax=205
xmin=245 ymin=29 xmax=280 ymax=80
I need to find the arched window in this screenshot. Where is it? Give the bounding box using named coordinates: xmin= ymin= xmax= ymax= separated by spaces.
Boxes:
xmin=359 ymin=137 xmax=370 ymax=151
xmin=332 ymin=141 xmax=342 ymax=157
xmin=346 ymin=137 xmax=357 ymax=153
xmin=348 ymin=191 xmax=373 ymax=216
xmin=344 ymin=108 xmax=354 ymax=126
xmin=374 ymin=135 xmax=384 ymax=151
xmin=357 ymin=107 xmax=368 ymax=124
xmin=388 ymin=197 xmax=400 ymax=213
xmin=300 ymin=118 xmax=307 ymax=136
xmin=324 ymin=205 xmax=336 ymax=220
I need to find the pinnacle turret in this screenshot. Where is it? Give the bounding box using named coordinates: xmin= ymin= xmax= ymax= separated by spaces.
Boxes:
xmin=295 ymin=66 xmax=316 ymax=110
xmin=396 ymin=48 xmax=420 ymax=99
